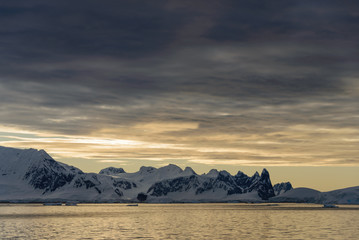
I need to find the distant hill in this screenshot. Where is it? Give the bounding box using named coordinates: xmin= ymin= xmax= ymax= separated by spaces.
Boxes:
xmin=271 ymin=186 xmax=359 ymax=204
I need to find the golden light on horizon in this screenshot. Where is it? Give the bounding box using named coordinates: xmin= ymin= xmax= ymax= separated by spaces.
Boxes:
xmin=1 ymin=123 xmax=359 ymax=168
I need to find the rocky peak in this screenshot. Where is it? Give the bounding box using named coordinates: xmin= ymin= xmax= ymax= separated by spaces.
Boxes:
xmin=183 ymin=167 xmax=196 ymax=175
xmin=261 ymin=168 xmax=269 ymax=176
xmin=139 ymin=166 xmax=157 ymax=174
xmin=99 ymin=167 xmax=126 ymax=175
xmin=257 ymin=168 xmax=275 ymax=200
xmin=206 ymin=169 xmax=219 ymax=178
xmin=273 ymin=182 xmax=293 ymax=195
xmin=235 ymin=170 xmax=248 ymax=178
xmin=259 ymin=168 xmax=271 ymax=184
xmin=252 ymin=171 xmax=260 ymax=179
xmin=160 ymin=164 xmax=182 ymax=172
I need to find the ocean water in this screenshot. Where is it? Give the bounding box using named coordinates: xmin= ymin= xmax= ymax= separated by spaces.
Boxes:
xmin=0 ymin=203 xmax=358 ymax=239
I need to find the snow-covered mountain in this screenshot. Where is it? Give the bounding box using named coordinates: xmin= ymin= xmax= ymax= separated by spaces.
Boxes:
xmin=273 ymin=182 xmax=293 ymax=195
xmin=271 ymin=186 xmax=359 ymax=204
xmin=0 ymin=146 xmax=137 ymax=202
xmin=271 ymin=187 xmax=321 ymax=203
xmin=0 ymin=146 xmax=279 ymax=202
xmin=1 ymin=146 xmax=357 ymax=204
xmin=99 ymin=167 xmax=126 ymax=175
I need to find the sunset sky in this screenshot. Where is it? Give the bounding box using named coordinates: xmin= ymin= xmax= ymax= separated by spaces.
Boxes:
xmin=0 ymin=1 xmax=358 ymax=191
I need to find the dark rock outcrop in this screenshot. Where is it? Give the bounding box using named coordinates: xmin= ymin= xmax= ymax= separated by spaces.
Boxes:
xmin=273 ymin=182 xmax=293 ymax=195
xmin=99 ymin=167 xmax=126 ymax=175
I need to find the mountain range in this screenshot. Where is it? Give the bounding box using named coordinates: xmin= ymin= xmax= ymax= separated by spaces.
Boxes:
xmin=0 ymin=146 xmax=358 ymax=204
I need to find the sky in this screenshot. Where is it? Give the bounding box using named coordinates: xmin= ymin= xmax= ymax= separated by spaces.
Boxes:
xmin=0 ymin=0 xmax=358 ymax=191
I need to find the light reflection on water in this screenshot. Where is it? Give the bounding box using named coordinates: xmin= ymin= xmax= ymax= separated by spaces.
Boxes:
xmin=0 ymin=203 xmax=358 ymax=239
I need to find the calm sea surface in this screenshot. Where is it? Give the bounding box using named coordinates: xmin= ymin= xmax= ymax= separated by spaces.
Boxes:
xmin=0 ymin=203 xmax=358 ymax=239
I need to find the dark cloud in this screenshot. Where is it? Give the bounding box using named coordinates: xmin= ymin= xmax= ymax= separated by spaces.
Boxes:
xmin=0 ymin=0 xmax=184 ymax=58
xmin=0 ymin=1 xmax=358 ymax=166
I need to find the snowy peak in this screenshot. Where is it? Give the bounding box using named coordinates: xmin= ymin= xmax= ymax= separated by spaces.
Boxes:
xmin=273 ymin=182 xmax=293 ymax=195
xmin=150 ymin=164 xmax=184 ymax=181
xmin=183 ymin=167 xmax=196 ymax=176
xmin=115 ymin=164 xmax=187 ymax=190
xmin=136 ymin=164 xmax=183 ymax=179
xmin=0 ymin=146 xmax=81 ymax=177
xmin=99 ymin=167 xmax=126 ymax=175
xmin=219 ymin=170 xmax=231 ymax=177
xmin=159 ymin=164 xmax=183 ymax=174
xmin=0 ymin=147 xmax=84 ymax=194
xmin=0 ymin=146 xmax=50 ymax=169
xmin=139 ymin=166 xmax=157 ymax=174
xmin=206 ymin=169 xmax=219 ymax=178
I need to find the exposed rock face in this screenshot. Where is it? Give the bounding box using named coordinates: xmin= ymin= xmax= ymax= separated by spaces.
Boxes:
xmin=147 ymin=175 xmax=200 ymax=197
xmin=146 ymin=168 xmax=275 ymax=200
xmin=99 ymin=167 xmax=126 ymax=175
xmin=256 ymin=169 xmax=275 ymax=200
xmin=273 ymin=182 xmax=293 ymax=195
xmin=137 ymin=193 xmax=147 ymax=202
xmin=24 ymin=160 xmax=77 ymax=193
xmin=19 ymin=150 xmax=82 ymax=193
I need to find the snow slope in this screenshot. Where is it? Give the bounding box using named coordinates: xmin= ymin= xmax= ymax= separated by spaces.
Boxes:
xmin=270 ymin=186 xmax=359 ymax=204
xmin=0 ymin=146 xmax=136 ymax=202
xmin=271 ymin=187 xmax=321 ymax=203
xmin=320 ymin=186 xmax=359 ymax=204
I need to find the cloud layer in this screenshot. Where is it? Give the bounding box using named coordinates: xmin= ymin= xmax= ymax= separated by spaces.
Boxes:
xmin=0 ymin=0 xmax=358 ymax=168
